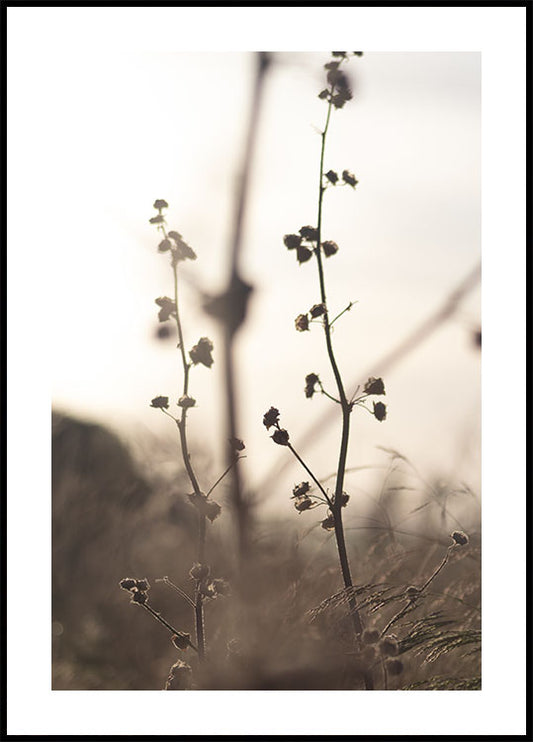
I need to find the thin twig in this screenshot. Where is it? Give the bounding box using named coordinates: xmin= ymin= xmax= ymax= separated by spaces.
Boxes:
xmin=287 ymin=442 xmax=333 ymax=509
xmin=138 ymin=602 xmax=198 ymax=653
xmin=380 ymin=546 xmax=454 ymax=637
xmin=330 ymin=301 xmax=357 ymax=327
xmin=156 ymin=576 xmax=196 ymax=609
xmin=205 ymin=455 xmax=244 ymax=498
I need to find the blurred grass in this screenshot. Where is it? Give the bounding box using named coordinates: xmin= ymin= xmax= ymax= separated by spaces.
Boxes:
xmin=52 ymin=408 xmax=480 ymax=690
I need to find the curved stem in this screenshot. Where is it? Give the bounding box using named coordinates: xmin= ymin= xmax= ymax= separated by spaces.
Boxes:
xmin=314 ymin=84 xmax=372 ymax=689
xmin=139 ymin=602 xmax=198 ymax=653
xmin=156 ymin=576 xmax=196 ymax=609
xmin=287 ymin=442 xmax=333 ymax=509
xmin=170 ymin=254 xmax=206 ymax=661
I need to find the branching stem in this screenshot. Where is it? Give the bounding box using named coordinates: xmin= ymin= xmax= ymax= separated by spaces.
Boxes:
xmin=380 ymin=546 xmax=455 ymax=637
xmin=169 ymin=245 xmax=206 ymax=662
xmin=138 ymin=601 xmax=198 ymax=653
xmin=313 ymin=72 xmax=372 ymax=689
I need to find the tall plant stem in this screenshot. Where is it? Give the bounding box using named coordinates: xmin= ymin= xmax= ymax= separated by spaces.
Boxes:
xmin=172 ymin=259 xmax=206 ymax=662
xmin=315 ymin=91 xmax=371 ymax=687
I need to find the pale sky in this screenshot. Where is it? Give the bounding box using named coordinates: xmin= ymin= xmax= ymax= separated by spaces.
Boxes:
xmin=6 ymin=6 xmax=526 ymax=738
xmin=11 ymin=45 xmax=482 ymax=505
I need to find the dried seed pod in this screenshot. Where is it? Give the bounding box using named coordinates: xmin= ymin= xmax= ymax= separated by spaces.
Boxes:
xmin=119 ymin=578 xmax=137 ymax=592
xmin=364 ymin=377 xmax=385 ymax=395
xmin=131 ymin=591 xmax=148 ymax=605
xmin=451 ymin=531 xmax=469 ymax=546
xmin=295 ymin=314 xmax=310 ymax=332
xmin=283 ymin=234 xmax=302 ymax=249
xmin=271 ymin=429 xmax=290 ymax=446
xmin=171 ymin=633 xmax=191 ymax=651
xmin=263 ymin=407 xmax=280 ymax=429
xmin=292 ymin=482 xmax=310 ymax=498
xmin=134 ymin=578 xmax=150 ymax=592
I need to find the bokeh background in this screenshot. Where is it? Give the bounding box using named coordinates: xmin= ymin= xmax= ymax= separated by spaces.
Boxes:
xmin=46 ymin=48 xmax=481 ymax=690
xmin=17 ymin=49 xmax=481 ymax=501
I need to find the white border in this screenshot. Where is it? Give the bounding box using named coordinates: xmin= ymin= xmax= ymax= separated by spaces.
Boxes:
xmin=7 ymin=5 xmax=527 ymax=737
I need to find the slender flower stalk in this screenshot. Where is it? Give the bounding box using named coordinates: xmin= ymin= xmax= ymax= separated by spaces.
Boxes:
xmin=381 ymin=533 xmax=469 ymax=637
xmin=147 ymin=203 xmax=228 ymax=664
xmin=267 ymin=53 xmax=380 ymax=689
xmin=166 ymin=226 xmax=207 ymax=661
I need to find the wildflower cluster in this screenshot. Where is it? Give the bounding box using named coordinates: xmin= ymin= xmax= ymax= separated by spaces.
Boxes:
xmin=324 ymin=169 xmax=358 ymax=190
xmin=283 ymin=226 xmax=340 ymax=265
xmin=262 ymin=406 xmax=290 ymax=446
xmin=295 ymin=303 xmax=327 ymax=333
xmin=119 ymin=577 xmax=151 ymax=605
xmin=318 ymin=59 xmax=353 ymax=109
xmin=349 ymin=376 xmax=387 ymax=422
xmin=137 ymin=199 xmax=246 ymax=675
xmin=150 ymin=200 xmax=197 ymax=265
